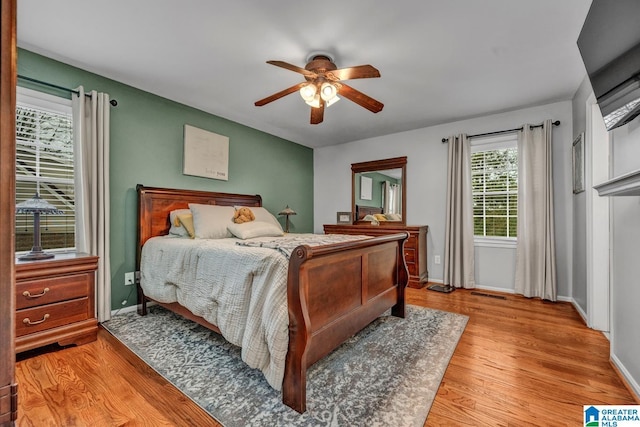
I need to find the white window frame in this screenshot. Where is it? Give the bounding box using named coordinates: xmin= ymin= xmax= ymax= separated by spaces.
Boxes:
xmin=471 ymin=133 xmax=518 ymax=249
xmin=16 ymin=86 xmax=75 ymax=254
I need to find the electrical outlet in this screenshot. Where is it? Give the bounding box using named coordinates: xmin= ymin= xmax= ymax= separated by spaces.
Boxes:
xmin=124 ymin=272 xmax=135 ymax=286
xmin=434 ymin=255 xmax=441 ymax=265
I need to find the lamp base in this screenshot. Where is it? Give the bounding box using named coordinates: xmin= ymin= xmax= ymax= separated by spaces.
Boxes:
xmin=18 ymin=250 xmax=55 ymax=261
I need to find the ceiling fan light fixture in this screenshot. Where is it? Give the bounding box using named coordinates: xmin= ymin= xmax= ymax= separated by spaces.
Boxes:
xmin=325 ymin=95 xmax=340 ymax=107
xmin=305 ymin=93 xmax=321 ymax=108
xmin=320 ymin=82 xmax=338 ymax=101
xmin=299 ymin=83 xmax=317 ymax=102
xmin=256 ymin=54 xmax=383 ymax=123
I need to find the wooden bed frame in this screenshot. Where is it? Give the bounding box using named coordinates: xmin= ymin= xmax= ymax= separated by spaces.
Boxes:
xmin=135 ymin=184 xmax=409 ymax=413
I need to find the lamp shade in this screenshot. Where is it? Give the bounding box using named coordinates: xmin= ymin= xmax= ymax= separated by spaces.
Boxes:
xmin=16 ymin=193 xmax=63 ymax=215
xmin=278 ymin=206 xmax=297 ymax=216
xmin=320 ymin=82 xmax=338 ymax=101
xmin=299 ymin=83 xmax=317 ymax=102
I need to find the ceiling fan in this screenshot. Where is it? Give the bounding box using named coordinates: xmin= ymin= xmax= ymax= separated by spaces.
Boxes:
xmin=255 ymin=52 xmax=384 ymax=125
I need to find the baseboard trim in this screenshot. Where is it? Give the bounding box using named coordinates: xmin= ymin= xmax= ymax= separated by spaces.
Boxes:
xmin=571 ymin=299 xmax=589 ymax=325
xmin=610 ymin=354 xmax=640 ymax=404
xmin=475 ymin=285 xmax=515 ymax=294
xmin=430 ymin=282 xmax=572 ymax=302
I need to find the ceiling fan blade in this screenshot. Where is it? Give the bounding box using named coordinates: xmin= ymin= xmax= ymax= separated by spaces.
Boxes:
xmin=267 ymin=60 xmax=317 ymax=78
xmin=310 ymin=103 xmax=324 ymax=125
xmin=338 ymin=83 xmax=384 ymax=113
xmin=326 ymin=65 xmax=381 ymax=81
xmin=255 ymin=83 xmax=306 ymax=107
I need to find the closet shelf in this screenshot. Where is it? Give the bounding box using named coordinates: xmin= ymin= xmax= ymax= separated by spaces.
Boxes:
xmin=594 ymin=169 xmax=640 ymax=196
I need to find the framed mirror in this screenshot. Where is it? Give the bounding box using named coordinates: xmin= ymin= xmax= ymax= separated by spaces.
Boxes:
xmin=351 ymin=156 xmax=407 ymax=225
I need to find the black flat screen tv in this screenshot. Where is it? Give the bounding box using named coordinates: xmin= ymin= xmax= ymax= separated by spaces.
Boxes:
xmin=577 ymin=0 xmax=640 ymax=130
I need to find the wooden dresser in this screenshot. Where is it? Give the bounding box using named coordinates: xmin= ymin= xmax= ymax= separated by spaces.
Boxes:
xmin=324 ymin=224 xmax=428 ymax=288
xmin=15 ymin=252 xmax=99 ymax=353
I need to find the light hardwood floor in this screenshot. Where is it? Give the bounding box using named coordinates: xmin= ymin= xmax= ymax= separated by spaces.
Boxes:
xmin=15 ymin=287 xmax=637 ymax=426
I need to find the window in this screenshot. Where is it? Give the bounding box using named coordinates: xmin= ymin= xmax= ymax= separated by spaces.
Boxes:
xmin=471 ymin=134 xmax=518 ymax=243
xmin=16 ymin=87 xmax=75 ymax=252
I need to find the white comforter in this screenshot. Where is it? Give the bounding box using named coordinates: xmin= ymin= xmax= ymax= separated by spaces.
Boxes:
xmin=139 ymin=233 xmax=369 ymax=390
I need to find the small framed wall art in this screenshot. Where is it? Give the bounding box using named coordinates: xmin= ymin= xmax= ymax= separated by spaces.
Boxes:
xmin=360 ymin=175 xmax=373 ymax=200
xmin=336 ymin=212 xmax=352 ymax=224
xmin=572 ymin=132 xmax=585 ymax=194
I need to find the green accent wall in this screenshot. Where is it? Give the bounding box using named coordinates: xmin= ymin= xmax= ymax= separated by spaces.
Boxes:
xmin=18 ymin=49 xmax=314 ymax=310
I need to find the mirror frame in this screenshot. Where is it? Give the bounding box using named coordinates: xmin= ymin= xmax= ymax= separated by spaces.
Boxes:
xmin=351 ymin=156 xmax=407 ymax=225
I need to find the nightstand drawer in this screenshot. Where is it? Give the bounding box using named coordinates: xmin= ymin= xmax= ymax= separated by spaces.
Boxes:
xmin=16 ymin=298 xmax=90 ymax=337
xmin=16 ymin=274 xmax=90 ymax=310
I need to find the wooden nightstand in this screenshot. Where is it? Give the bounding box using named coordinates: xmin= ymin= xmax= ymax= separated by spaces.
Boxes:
xmin=15 ymin=252 xmax=99 ymax=353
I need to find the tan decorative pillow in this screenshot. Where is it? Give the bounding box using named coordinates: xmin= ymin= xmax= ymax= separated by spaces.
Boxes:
xmin=374 ymin=213 xmax=387 ymax=221
xmin=177 ymin=213 xmax=195 ymax=238
xmin=169 ymin=209 xmax=191 ymax=237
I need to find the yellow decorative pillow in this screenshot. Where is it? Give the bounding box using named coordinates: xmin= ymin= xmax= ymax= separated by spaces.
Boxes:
xmin=177 ymin=213 xmax=196 ymax=238
xmin=374 ymin=213 xmax=387 ymax=221
xmin=169 ymin=208 xmax=191 ymax=237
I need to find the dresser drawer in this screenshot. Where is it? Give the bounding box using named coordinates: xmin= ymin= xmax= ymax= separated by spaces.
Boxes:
xmin=16 ymin=298 xmax=90 ymax=337
xmin=16 ymin=273 xmax=90 ymax=310
xmin=403 ymin=248 xmax=416 ymax=264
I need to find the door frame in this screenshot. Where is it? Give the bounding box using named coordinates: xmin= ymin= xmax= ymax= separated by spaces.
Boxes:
xmin=0 ymin=0 xmax=17 ymax=425
xmin=585 ymin=93 xmax=610 ymax=332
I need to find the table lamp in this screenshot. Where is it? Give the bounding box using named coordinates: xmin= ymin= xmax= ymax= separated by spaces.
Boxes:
xmin=16 ymin=193 xmax=64 ymax=261
xmin=278 ymin=205 xmax=296 ymax=233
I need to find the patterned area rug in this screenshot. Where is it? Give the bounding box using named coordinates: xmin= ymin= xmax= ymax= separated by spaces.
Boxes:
xmin=103 ymin=304 xmax=467 ymax=427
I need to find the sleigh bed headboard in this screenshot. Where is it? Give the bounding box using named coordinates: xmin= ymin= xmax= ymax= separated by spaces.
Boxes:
xmin=135 ymin=184 xmax=262 ymax=266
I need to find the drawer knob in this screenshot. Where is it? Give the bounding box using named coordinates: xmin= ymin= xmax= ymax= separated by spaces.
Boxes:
xmin=23 ymin=288 xmax=50 ymax=298
xmin=23 ymin=314 xmax=50 ymax=325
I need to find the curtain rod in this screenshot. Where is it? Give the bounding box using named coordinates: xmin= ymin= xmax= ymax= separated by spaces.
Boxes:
xmin=441 ymin=120 xmax=560 ymax=143
xmin=17 ymin=75 xmax=118 ymax=106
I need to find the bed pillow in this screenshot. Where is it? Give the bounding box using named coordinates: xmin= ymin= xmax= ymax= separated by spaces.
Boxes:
xmin=234 ymin=206 xmax=283 ymax=232
xmin=385 ymin=213 xmax=402 ymax=221
xmin=188 ymin=203 xmax=235 ymax=239
xmin=169 ymin=209 xmax=191 ymax=237
xmin=177 ymin=213 xmax=196 ymax=238
xmin=228 ymin=221 xmax=285 ymax=240
xmin=374 ymin=213 xmax=387 ymax=221
xmin=362 ymin=214 xmax=379 ymax=225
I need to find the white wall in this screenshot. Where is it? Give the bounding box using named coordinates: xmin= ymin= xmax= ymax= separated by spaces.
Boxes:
xmin=315 ymin=101 xmax=574 ymax=298
xmin=609 ymin=115 xmax=640 ymax=396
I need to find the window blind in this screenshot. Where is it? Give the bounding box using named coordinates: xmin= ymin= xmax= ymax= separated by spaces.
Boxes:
xmin=15 ymin=102 xmax=75 ymax=251
xmin=471 ymin=145 xmax=518 ymax=238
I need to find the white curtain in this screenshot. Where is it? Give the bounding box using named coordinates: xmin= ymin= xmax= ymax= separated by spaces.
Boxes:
xmin=382 ymin=181 xmax=401 ymax=214
xmin=514 ymin=120 xmax=557 ymax=300
xmin=443 ymin=134 xmax=475 ymax=288
xmin=72 ymin=86 xmax=111 ymax=322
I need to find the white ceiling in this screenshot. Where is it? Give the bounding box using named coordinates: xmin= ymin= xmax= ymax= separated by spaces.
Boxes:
xmin=17 ymin=0 xmax=592 ymax=148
